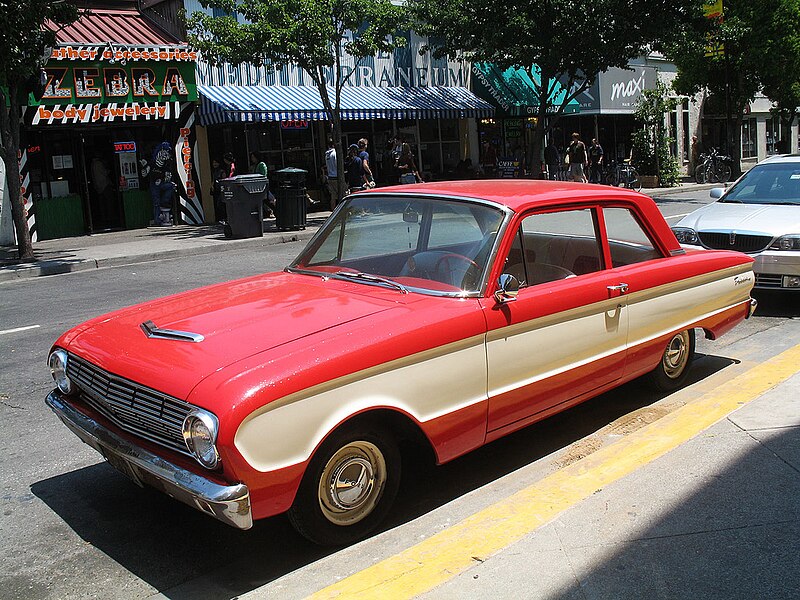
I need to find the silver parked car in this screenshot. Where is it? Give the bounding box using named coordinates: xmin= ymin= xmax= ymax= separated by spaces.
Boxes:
xmin=673 ymin=154 xmax=800 ymax=290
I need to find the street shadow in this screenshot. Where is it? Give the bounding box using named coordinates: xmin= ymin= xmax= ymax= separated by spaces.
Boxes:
xmin=752 ymin=289 xmax=799 ymax=317
xmin=545 ymin=425 xmax=800 ymax=599
xmin=30 ymin=353 xmax=737 ymax=599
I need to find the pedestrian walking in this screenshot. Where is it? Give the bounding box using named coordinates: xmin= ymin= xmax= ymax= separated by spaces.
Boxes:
xmin=211 ymin=157 xmax=227 ymax=223
xmin=358 ymin=138 xmax=376 ymax=188
xmin=566 ymin=133 xmax=588 ymax=183
xmin=323 ymin=138 xmax=340 ymax=210
xmin=588 ymin=138 xmax=604 ymax=183
xmin=345 ymin=144 xmax=365 ymax=192
xmin=223 ymin=152 xmax=236 ymax=178
xmin=397 ymin=143 xmax=423 ymax=184
xmin=544 ymin=141 xmax=561 ymax=180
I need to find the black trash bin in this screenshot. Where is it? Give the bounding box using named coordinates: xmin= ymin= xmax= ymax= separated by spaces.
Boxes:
xmin=274 ymin=167 xmax=307 ymax=231
xmin=221 ymin=174 xmax=268 ymax=238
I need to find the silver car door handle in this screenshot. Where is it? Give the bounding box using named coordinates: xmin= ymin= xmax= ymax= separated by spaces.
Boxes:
xmin=607 ymin=283 xmax=629 ymax=294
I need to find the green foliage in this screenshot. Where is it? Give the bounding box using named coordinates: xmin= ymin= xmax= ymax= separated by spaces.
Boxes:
xmin=633 ymin=81 xmax=681 ymax=185
xmin=408 ymin=0 xmax=703 ymax=172
xmin=186 ymin=0 xmax=407 ymax=85
xmin=0 ymin=0 xmax=79 ymax=259
xmin=0 ymin=0 xmax=79 ymax=87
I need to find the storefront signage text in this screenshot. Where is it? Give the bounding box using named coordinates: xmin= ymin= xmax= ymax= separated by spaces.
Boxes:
xmin=30 ymin=102 xmax=179 ymax=125
xmin=178 ymin=128 xmax=196 ymax=201
xmin=114 ymin=141 xmax=137 ymax=153
xmin=41 ymin=64 xmax=193 ymax=105
xmin=50 ymin=45 xmax=197 ymax=63
xmin=280 ymin=120 xmax=309 ymax=130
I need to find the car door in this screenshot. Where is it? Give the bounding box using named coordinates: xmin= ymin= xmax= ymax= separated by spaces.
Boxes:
xmin=483 ymin=206 xmax=630 ymax=435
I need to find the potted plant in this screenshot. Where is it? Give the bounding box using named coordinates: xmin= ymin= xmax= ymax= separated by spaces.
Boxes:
xmin=633 ymin=82 xmax=682 ymax=187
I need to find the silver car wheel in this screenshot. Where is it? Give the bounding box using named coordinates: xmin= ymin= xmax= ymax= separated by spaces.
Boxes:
xmin=318 ymin=441 xmax=387 ymax=526
xmin=662 ymin=331 xmax=690 ymax=379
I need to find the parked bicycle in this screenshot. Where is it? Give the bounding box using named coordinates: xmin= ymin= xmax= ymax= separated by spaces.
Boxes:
xmin=603 ymin=157 xmax=642 ymax=192
xmin=694 ymin=147 xmax=732 ymax=184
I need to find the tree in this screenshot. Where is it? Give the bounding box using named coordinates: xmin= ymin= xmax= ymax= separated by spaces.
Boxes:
xmin=185 ymin=0 xmax=407 ymax=200
xmin=632 ymin=81 xmax=681 ymax=186
xmin=408 ymin=0 xmax=703 ymax=176
xmin=666 ymin=1 xmax=763 ymax=174
xmin=750 ymin=0 xmax=800 ymax=152
xmin=0 ymin=0 xmax=79 ymax=260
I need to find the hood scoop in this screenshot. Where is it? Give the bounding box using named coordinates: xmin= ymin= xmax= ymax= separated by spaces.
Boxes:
xmin=140 ymin=320 xmax=204 ymax=343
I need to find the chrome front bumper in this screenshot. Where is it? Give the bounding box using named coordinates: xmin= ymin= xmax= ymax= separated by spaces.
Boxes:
xmin=46 ymin=391 xmax=253 ymax=530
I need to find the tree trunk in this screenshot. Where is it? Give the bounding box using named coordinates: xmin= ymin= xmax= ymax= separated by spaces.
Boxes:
xmin=0 ymin=80 xmax=34 ymax=260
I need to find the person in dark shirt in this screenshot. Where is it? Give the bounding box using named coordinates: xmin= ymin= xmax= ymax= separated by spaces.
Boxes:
xmin=345 ymin=144 xmax=365 ymax=192
xmin=588 ymin=138 xmax=604 ymax=183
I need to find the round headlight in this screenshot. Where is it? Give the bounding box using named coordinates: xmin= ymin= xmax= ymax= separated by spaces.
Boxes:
xmin=182 ymin=410 xmax=220 ymax=469
xmin=48 ymin=349 xmax=74 ymax=395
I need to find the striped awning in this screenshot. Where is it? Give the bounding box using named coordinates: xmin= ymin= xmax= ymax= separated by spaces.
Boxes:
xmin=198 ymin=85 xmax=494 ymax=125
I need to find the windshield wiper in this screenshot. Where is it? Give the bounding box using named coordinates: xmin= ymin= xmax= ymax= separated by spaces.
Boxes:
xmin=332 ymin=271 xmax=409 ymax=294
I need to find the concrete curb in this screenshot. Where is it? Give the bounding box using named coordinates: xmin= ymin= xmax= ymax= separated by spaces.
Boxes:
xmin=0 ymin=227 xmax=318 ymax=283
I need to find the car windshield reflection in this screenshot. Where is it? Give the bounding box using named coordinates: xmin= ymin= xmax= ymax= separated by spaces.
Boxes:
xmin=289 ymin=194 xmax=506 ymax=296
xmin=722 ymin=163 xmax=800 ymax=205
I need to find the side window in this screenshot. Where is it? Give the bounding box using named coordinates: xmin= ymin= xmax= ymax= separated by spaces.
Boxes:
xmin=603 ymin=207 xmax=662 ymax=267
xmin=511 ymin=209 xmax=603 ymax=286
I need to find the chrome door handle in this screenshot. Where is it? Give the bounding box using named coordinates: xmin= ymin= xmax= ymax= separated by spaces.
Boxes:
xmin=607 ymin=283 xmax=629 ymax=294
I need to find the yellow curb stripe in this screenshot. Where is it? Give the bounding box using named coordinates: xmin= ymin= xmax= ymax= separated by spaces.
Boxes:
xmin=310 ymin=343 xmax=800 ymax=600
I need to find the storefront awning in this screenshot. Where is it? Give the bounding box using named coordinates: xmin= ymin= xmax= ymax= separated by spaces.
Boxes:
xmin=197 ymin=85 xmax=494 ymax=125
xmin=472 ymin=63 xmax=579 ymax=117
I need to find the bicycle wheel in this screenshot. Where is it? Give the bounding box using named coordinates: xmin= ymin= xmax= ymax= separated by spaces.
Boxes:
xmin=717 ymin=163 xmax=732 ymax=183
xmin=627 ymin=167 xmax=642 ymax=192
xmin=694 ymin=164 xmax=708 ymax=184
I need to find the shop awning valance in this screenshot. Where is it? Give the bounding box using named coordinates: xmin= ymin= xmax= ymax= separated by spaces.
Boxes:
xmin=197 ymin=85 xmax=494 ymax=125
xmin=472 ymin=63 xmax=580 ymax=117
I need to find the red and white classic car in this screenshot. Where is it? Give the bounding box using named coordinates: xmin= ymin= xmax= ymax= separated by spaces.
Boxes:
xmin=47 ymin=181 xmax=756 ymax=545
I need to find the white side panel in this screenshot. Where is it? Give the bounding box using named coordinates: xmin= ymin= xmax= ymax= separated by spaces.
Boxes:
xmin=235 ymin=341 xmax=487 ymax=472
xmin=486 ymin=307 xmax=626 ymax=398
xmin=626 ymin=270 xmax=754 ymax=349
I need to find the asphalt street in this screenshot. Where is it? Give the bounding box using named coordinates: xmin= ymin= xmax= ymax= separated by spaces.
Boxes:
xmin=0 ymin=187 xmax=798 ymax=600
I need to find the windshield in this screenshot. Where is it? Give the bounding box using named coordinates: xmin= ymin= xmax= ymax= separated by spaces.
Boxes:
xmin=722 ymin=163 xmax=800 ymax=205
xmin=289 ymin=194 xmax=507 ymax=295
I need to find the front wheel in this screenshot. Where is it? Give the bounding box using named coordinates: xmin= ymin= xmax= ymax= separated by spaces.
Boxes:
xmin=716 ymin=163 xmax=732 ymax=183
xmin=288 ymin=425 xmax=400 ymax=546
xmin=647 ymin=329 xmax=695 ymax=392
xmin=695 ymin=164 xmax=708 ymax=184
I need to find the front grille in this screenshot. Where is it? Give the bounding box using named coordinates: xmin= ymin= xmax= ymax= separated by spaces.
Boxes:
xmin=755 ymin=273 xmax=784 ymax=288
xmin=67 ymin=353 xmax=193 ymax=457
xmin=698 ymin=232 xmax=772 ymax=253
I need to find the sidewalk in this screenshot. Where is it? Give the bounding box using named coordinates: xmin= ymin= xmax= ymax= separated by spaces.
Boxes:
xmin=0 ymin=181 xmax=716 ymax=284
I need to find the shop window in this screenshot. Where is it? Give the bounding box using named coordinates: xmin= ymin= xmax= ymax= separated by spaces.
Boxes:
xmin=742 ymin=118 xmax=757 ymax=159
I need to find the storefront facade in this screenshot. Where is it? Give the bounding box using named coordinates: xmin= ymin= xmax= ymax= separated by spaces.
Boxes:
xmin=192 ymin=29 xmax=493 ymax=214
xmin=20 ymin=42 xmax=201 ymax=240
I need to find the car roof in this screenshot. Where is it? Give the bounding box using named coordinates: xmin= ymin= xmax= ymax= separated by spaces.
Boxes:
xmin=359 ymin=179 xmax=644 ymax=212
xmin=759 ymin=154 xmax=800 ymax=165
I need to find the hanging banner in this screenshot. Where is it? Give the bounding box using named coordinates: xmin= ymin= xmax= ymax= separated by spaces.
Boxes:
xmin=174 ymin=103 xmax=204 ymax=225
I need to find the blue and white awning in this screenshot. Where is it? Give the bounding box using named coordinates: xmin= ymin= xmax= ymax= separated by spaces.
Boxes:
xmin=198 ymin=85 xmax=494 ymax=125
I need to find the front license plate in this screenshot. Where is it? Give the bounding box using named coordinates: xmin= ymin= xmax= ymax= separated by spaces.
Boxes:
xmin=102 ymin=449 xmax=144 ymax=488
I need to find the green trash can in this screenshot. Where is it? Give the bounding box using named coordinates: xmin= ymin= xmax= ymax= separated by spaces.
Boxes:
xmin=221 ymin=174 xmax=268 ymax=238
xmin=274 ymin=168 xmax=307 ymax=231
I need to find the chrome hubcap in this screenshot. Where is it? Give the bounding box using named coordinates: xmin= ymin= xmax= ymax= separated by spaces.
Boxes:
xmin=318 ymin=441 xmax=386 ymax=526
xmin=663 ymin=331 xmax=690 ymax=379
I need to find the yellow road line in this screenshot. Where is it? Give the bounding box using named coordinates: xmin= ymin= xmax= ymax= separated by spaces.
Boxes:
xmin=311 ymin=343 xmax=800 ymax=599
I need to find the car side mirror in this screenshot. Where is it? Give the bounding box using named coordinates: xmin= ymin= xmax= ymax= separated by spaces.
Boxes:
xmin=709 ymin=187 xmax=724 ymax=199
xmin=494 ymin=273 xmax=520 ymax=303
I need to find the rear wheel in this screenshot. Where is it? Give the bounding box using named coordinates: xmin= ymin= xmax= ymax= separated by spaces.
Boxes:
xmin=627 ymin=167 xmax=642 ymax=192
xmin=647 ymin=329 xmax=695 ymax=392
xmin=288 ymin=425 xmax=400 ymax=546
xmin=695 ymin=164 xmax=708 ymax=184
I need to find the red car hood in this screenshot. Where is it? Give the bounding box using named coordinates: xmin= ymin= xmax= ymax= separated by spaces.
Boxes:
xmin=63 ymin=272 xmax=396 ymax=399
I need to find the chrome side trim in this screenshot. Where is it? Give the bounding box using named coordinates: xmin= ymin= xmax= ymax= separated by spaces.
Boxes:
xmin=140 ymin=320 xmax=204 ymax=343
xmin=46 ymin=391 xmax=252 ymax=530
